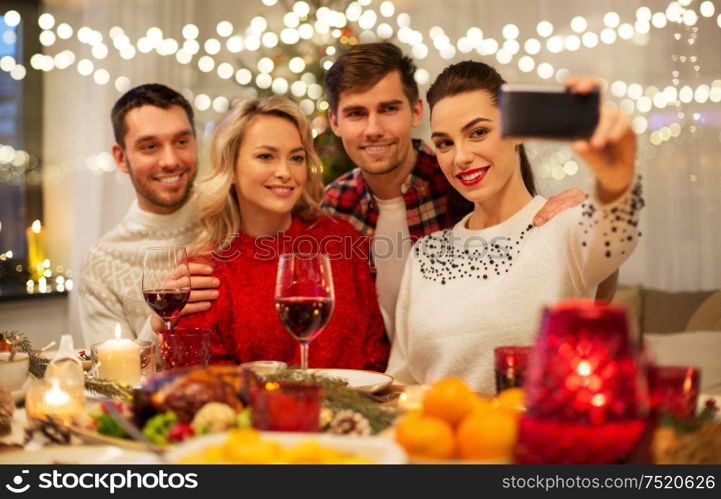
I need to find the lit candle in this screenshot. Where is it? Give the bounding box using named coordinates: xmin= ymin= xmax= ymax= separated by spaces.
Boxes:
xmin=97 ymin=324 xmax=141 ymax=385
xmin=25 ymin=219 xmax=46 ymax=281
xmin=494 ymin=346 xmax=532 ymax=394
xmin=26 ymin=378 xmax=85 ymax=425
xmin=397 ymin=385 xmax=429 ymax=412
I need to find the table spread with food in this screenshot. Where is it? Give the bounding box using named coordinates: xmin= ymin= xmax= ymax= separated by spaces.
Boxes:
xmin=0 ymin=325 xmax=719 ymax=465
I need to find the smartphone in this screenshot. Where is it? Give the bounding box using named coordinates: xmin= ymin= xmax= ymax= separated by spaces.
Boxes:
xmin=500 ymin=84 xmax=599 ymax=140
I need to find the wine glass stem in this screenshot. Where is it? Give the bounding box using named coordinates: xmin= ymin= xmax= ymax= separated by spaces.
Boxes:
xmin=299 ymin=341 xmax=309 ymax=370
xmin=164 ymin=320 xmax=173 ymax=332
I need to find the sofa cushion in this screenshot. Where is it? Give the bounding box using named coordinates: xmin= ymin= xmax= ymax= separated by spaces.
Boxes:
xmin=642 ymin=289 xmax=714 ymax=334
xmin=644 ymin=331 xmax=721 ymax=392
xmin=686 ymin=291 xmax=721 ymax=331
xmin=612 ymin=285 xmax=643 ymax=341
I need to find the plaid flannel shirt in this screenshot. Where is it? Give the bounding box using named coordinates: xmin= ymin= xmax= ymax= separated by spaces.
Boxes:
xmin=322 ymin=140 xmax=460 ymax=242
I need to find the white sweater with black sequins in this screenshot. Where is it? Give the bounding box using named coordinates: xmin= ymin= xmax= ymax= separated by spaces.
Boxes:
xmin=387 ymin=181 xmax=643 ymax=393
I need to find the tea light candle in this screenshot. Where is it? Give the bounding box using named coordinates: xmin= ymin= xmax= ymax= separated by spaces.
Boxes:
xmin=26 ymin=378 xmax=85 ymax=425
xmin=494 ymin=346 xmax=532 ymax=394
xmin=397 ymin=385 xmax=429 ymax=412
xmin=97 ymin=324 xmax=141 ymax=385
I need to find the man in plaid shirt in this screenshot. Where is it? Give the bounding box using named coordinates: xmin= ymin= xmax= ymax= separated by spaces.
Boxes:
xmin=323 ymin=138 xmax=463 ymax=243
xmin=322 ymin=43 xmax=616 ymax=337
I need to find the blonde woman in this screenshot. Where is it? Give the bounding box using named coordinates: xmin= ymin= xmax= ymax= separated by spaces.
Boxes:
xmin=164 ymin=96 xmax=389 ymax=370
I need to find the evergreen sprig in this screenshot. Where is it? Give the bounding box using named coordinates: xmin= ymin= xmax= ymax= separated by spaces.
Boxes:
xmin=0 ymin=330 xmax=33 ymax=360
xmin=84 ymin=378 xmax=134 ymax=401
xmin=660 ymin=398 xmax=719 ymax=434
xmin=29 ymin=353 xmax=49 ymax=378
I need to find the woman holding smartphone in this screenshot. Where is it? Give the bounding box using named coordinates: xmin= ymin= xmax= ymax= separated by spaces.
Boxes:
xmin=387 ymin=61 xmax=643 ymax=392
xmin=161 ymin=96 xmax=389 ymax=371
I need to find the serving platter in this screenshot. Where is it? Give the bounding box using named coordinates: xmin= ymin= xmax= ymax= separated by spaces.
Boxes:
xmin=168 ymin=430 xmax=407 ymax=464
xmin=0 ymin=445 xmax=160 ymax=464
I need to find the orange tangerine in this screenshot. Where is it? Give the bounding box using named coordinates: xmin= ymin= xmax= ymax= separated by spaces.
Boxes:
xmin=422 ymin=378 xmax=477 ymax=425
xmin=395 ymin=412 xmax=455 ymax=460
xmin=494 ymin=387 xmax=526 ymax=414
xmin=456 ymin=409 xmax=519 ymax=461
xmin=469 ymin=396 xmax=495 ymax=415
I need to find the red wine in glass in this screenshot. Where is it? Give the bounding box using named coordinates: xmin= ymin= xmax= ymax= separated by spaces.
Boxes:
xmin=275 ymin=253 xmax=334 ymax=370
xmin=142 ymin=247 xmax=191 ymax=332
xmin=275 ymin=296 xmax=334 ymax=342
xmin=143 ymin=288 xmax=190 ymax=321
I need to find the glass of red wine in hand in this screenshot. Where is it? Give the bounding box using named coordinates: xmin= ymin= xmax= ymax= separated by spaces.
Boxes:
xmin=142 ymin=247 xmax=191 ymax=332
xmin=274 ymin=253 xmax=334 ymax=370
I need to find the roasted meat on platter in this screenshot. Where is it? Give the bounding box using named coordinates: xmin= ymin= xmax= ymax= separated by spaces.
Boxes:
xmin=133 ymin=366 xmax=259 ymax=426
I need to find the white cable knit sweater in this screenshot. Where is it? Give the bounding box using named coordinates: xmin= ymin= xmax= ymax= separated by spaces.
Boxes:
xmin=387 ymin=182 xmax=644 ymax=393
xmin=78 ymin=196 xmax=199 ymax=347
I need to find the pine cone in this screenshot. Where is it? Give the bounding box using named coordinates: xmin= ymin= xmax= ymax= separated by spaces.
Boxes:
xmin=328 ymin=409 xmax=371 ymax=436
xmin=0 ymin=385 xmax=14 ymax=436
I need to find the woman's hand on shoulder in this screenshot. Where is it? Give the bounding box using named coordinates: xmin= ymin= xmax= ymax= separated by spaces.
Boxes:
xmin=566 ymin=75 xmax=636 ymax=204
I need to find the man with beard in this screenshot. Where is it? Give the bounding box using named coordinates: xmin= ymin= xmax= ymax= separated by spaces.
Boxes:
xmin=323 ymin=43 xmax=617 ymax=338
xmin=79 ymin=84 xmax=218 ymax=345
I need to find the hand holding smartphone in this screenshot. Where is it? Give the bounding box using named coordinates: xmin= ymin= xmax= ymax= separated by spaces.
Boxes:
xmin=500 ymin=84 xmax=600 ymax=140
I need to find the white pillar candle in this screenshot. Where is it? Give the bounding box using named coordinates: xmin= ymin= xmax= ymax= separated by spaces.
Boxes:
xmin=97 ymin=324 xmax=141 ymax=385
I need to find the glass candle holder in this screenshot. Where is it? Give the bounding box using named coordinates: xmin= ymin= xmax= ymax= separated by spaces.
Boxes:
xmin=397 ymin=385 xmax=430 ymax=412
xmin=158 ymin=327 xmax=211 ymax=370
xmin=137 ymin=340 xmax=157 ymax=380
xmin=251 ymin=381 xmax=323 ymax=432
xmin=515 ymin=300 xmax=649 ymax=464
xmin=25 ymin=377 xmax=86 ymax=425
xmin=648 ymin=365 xmax=700 ymax=419
xmin=239 ymin=360 xmax=288 ymax=376
xmin=494 ymin=346 xmax=533 ymax=394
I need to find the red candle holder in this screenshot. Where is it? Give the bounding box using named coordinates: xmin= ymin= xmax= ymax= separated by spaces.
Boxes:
xmin=648 ymin=365 xmax=700 ymax=419
xmin=158 ymin=327 xmax=211 ymax=370
xmin=515 ymin=300 xmax=649 ymax=464
xmin=251 ymin=381 xmax=323 ymax=432
xmin=494 ymin=346 xmax=533 ymax=394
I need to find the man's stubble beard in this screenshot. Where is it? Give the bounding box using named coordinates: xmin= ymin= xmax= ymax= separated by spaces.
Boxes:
xmin=359 ymin=142 xmax=408 ymax=177
xmin=127 ymin=158 xmax=197 ymax=211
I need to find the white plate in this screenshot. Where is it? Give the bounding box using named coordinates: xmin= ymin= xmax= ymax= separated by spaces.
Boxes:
xmin=310 ymin=369 xmax=393 ymax=393
xmin=0 ymin=445 xmax=161 ymax=464
xmin=167 ymin=431 xmax=406 ymax=464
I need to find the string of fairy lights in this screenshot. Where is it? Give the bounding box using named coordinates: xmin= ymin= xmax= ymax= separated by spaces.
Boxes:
xmin=0 ymin=0 xmax=719 ymax=292
xmin=0 ymin=1 xmax=717 ymax=162
xmin=1 ymin=1 xmax=719 ymax=111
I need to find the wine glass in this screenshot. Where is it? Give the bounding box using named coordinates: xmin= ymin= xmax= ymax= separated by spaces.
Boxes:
xmin=142 ymin=247 xmax=191 ymax=332
xmin=274 ymin=253 xmax=334 ymax=370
